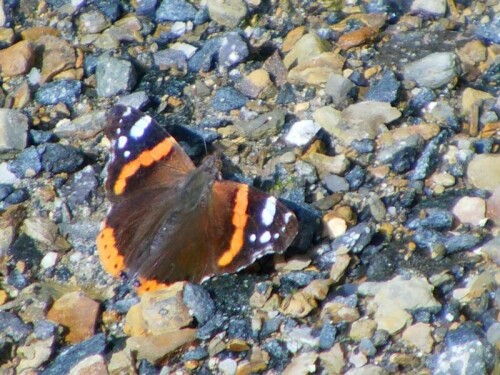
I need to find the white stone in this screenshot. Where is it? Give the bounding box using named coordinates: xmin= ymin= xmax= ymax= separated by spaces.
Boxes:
xmin=41 ymin=252 xmax=58 ymax=269
xmin=170 ymin=42 xmax=197 ymax=59
xmin=285 ymin=119 xmax=321 ymax=147
xmin=411 ymin=0 xmax=446 ymax=17
xmin=452 ymin=196 xmax=486 ymax=226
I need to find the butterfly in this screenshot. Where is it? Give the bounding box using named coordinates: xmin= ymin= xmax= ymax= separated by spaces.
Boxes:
xmin=97 ymin=105 xmax=298 ymax=293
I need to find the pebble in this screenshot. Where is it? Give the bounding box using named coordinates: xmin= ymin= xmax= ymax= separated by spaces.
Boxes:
xmin=284 ymin=120 xmax=321 ymax=147
xmin=117 ymin=91 xmax=150 ymax=109
xmin=35 ymin=80 xmax=82 ymax=105
xmin=325 ymin=74 xmax=355 ymax=106
xmin=282 ymin=352 xmax=318 ymax=375
xmin=359 ymin=276 xmax=441 ymax=334
xmin=95 ymin=56 xmax=137 ymax=97
xmin=187 ymin=37 xmax=222 ymax=72
xmin=431 ymin=323 xmax=495 ymax=375
xmin=54 ymin=110 xmax=107 ymax=140
xmin=406 ymin=208 xmax=454 ymax=231
xmin=0 ymin=40 xmax=34 ymax=76
xmin=46 ymin=291 xmax=100 ymax=344
xmin=17 ymin=337 xmax=55 ymax=372
xmin=452 ymin=196 xmax=486 ymax=226
xmin=319 ymin=323 xmax=337 ymax=350
xmin=402 ymin=323 xmax=434 ymax=353
xmin=219 ymin=358 xmax=238 ymax=375
xmin=0 ymin=311 xmax=32 ymax=342
xmin=329 ymin=101 xmax=401 ymax=145
xmin=41 ymin=334 xmax=106 ymax=375
xmin=235 ymin=109 xmax=285 ymax=140
xmin=211 ymin=87 xmax=247 ymax=112
xmin=404 ymin=52 xmax=457 ymax=89
xmin=154 ymin=49 xmax=187 ymax=71
xmin=331 ymin=223 xmax=374 ymax=254
xmin=8 ymin=147 xmax=42 ymax=178
xmin=467 ymin=154 xmax=500 ymax=191
xmin=207 ymin=0 xmax=247 ymax=28
xmin=349 ymin=319 xmax=377 ymax=341
xmin=236 ymin=69 xmax=273 ymax=99
xmin=486 ymin=187 xmax=500 ymax=226
xmin=365 ymin=70 xmax=400 ymax=104
xmin=410 ymin=0 xmax=446 ymax=17
xmin=323 ymin=174 xmax=350 ymax=193
xmin=474 ymin=14 xmax=500 ymax=44
xmin=288 ymin=51 xmax=345 ymax=86
xmin=60 ymin=166 xmax=99 ymax=210
xmin=39 ymin=143 xmax=85 ymax=174
xmin=319 ymin=343 xmax=345 ymax=374
xmin=0 ymin=109 xmax=28 ymax=152
xmin=183 ymin=283 xmax=215 ymax=326
xmin=218 ymin=32 xmax=249 ymax=68
xmin=155 ymin=0 xmax=197 ymax=22
xmin=36 ymin=36 xmax=77 ymax=83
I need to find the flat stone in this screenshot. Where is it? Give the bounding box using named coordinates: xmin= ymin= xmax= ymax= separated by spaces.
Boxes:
xmin=126 ymin=329 xmax=196 ymax=364
xmin=95 ymin=56 xmax=137 ymax=97
xmin=207 ymin=0 xmax=247 ymax=28
xmin=68 ymin=354 xmax=107 ymax=375
xmin=236 ymin=69 xmax=273 ymax=99
xmin=359 ymin=276 xmax=441 ymax=334
xmin=284 ymin=120 xmax=321 ymax=147
xmin=0 ymin=40 xmax=34 ymax=76
xmin=0 ymin=109 xmax=28 ymax=152
xmin=124 ymin=283 xmax=193 ymax=336
xmin=467 ymin=154 xmax=500 ymax=191
xmin=461 ymin=88 xmax=494 ymax=116
xmin=404 ymin=52 xmax=457 ymax=89
xmin=17 ymin=337 xmax=55 ymax=372
xmin=452 ymin=196 xmax=486 ymax=226
xmin=313 ymin=106 xmax=342 ymax=134
xmin=288 ymin=52 xmax=345 ymax=86
xmin=338 ymin=26 xmax=379 ymax=50
xmin=282 ymin=26 xmax=306 ymax=53
xmin=54 ymin=111 xmax=107 ymax=140
xmin=235 ymin=109 xmax=285 ymax=140
xmin=402 ymin=322 xmax=434 ymax=353
xmin=303 ymin=153 xmax=349 ymax=177
xmin=325 ymin=74 xmax=355 ymax=106
xmin=36 ymin=35 xmax=77 ymax=83
xmin=345 ymin=364 xmax=386 ymax=375
xmin=349 ymin=319 xmax=377 ymax=341
xmin=329 ymin=101 xmax=401 ymax=145
xmin=283 ymin=352 xmax=318 ymax=375
xmin=284 ymin=33 xmax=330 ymax=68
xmin=319 ymin=343 xmax=345 ymax=374
xmin=47 ymin=291 xmax=100 ymax=344
xmin=155 ymin=0 xmax=197 ymax=22
xmin=410 ymin=0 xmax=446 ymax=17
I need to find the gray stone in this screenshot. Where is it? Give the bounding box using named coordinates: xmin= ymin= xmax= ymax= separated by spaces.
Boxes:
xmin=155 ymin=0 xmax=197 ymax=22
xmin=211 ymin=87 xmax=247 ymax=112
xmin=0 ymin=109 xmax=28 ymax=152
xmin=325 ymin=73 xmax=355 ymax=106
xmin=410 ymin=0 xmax=446 ymax=17
xmin=235 ymin=110 xmax=285 ymax=140
xmin=207 ymin=0 xmax=246 ymax=28
xmin=183 ymin=284 xmax=215 ymax=326
xmin=218 ymin=32 xmax=249 ymax=68
xmin=404 ymin=52 xmax=457 ymax=89
xmin=117 ymin=91 xmax=150 ymax=109
xmin=96 ymin=56 xmax=137 ymax=97
xmin=365 ymin=70 xmax=400 ymax=104
xmin=35 ymin=80 xmax=82 ymax=105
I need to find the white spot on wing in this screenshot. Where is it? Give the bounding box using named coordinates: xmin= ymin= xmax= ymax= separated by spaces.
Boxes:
xmin=124 ymin=150 xmax=131 ymax=158
xmin=249 ymin=234 xmax=256 ymax=243
xmin=116 ymin=128 xmax=121 ymax=135
xmin=284 ymin=212 xmax=293 ymax=224
xmin=260 ymin=231 xmax=271 ymax=243
xmin=123 ymin=107 xmax=132 ymax=116
xmin=130 ymin=116 xmax=151 ymax=139
xmin=261 ymin=197 xmax=277 ymax=226
xmin=117 ymin=136 xmax=127 ymax=149
xmin=273 ymin=233 xmax=279 ymax=239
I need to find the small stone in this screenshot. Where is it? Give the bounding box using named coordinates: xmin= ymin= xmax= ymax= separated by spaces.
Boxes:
xmin=325 ymin=74 xmax=355 ymax=106
xmin=365 ymin=70 xmax=400 ymax=104
xmin=349 ymin=319 xmax=377 ymax=341
xmin=404 ymin=52 xmax=457 ymax=89
xmin=345 ymin=364 xmax=386 ymax=375
xmin=155 ymin=0 xmax=197 ymax=22
xmin=35 ymin=80 xmax=82 ymax=105
xmin=284 ymin=120 xmax=321 ymax=147
xmin=96 ymin=56 xmax=136 ymax=97
xmin=23 ymin=216 xmax=66 ymax=249
xmin=236 ymin=69 xmax=273 ymax=98
xmin=288 ymin=52 xmax=345 ymax=86
xmin=218 ymin=32 xmax=249 ymax=68
xmin=39 ymin=143 xmax=85 ymax=174
xmin=283 ymin=33 xmax=329 ymax=69
xmin=402 ymin=322 xmax=433 ymax=353
xmin=124 ymin=286 xmax=192 ymax=337
xmin=117 ymin=91 xmax=150 ymax=109
xmin=359 ymin=276 xmax=441 ymax=334
xmin=47 ymin=291 xmax=100 ymax=344
xmin=313 ymin=106 xmax=342 ymax=136
xmin=235 ymin=109 xmax=285 ymax=140
xmin=17 ymin=337 xmax=55 ymax=372
xmin=41 ymin=334 xmax=106 ymax=375
xmin=323 ymin=174 xmax=350 ymax=193
xmin=36 ymin=36 xmax=77 ymax=83
xmin=321 ymin=301 xmax=360 ymax=324
xmin=467 ymin=154 xmax=500 ymax=191
xmin=154 ymin=49 xmax=187 ymax=71
xmin=0 ymin=311 xmax=32 ymax=342
xmin=474 ymin=14 xmax=500 ymax=44
xmin=431 ymin=172 xmax=455 ymax=187
xmin=183 ymin=284 xmax=214 ymax=326
xmin=331 ymin=223 xmax=373 ymax=254
xmin=282 ymin=352 xmax=318 ymax=375
xmin=330 ymin=101 xmax=401 ymax=145
xmin=461 ymin=87 xmax=494 ymax=116
xmin=0 ymin=109 xmax=28 ymax=152
xmin=78 ymin=10 xmax=110 ymax=34
xmin=319 ymin=343 xmax=345 ymax=374
xmin=54 ymin=111 xmax=107 ymax=140
xmin=219 ymin=358 xmax=237 ymax=375
xmin=319 ymin=323 xmax=337 ymax=350
xmin=0 ymin=40 xmax=34 ymax=76
xmin=338 ymin=26 xmax=379 ymax=50
xmin=329 ymin=254 xmax=351 ymax=283
xmin=452 ymin=196 xmax=486 ymax=226
xmin=187 ymin=37 xmax=221 ymax=72
xmin=68 ymin=354 xmax=107 ymax=375
xmin=211 ymin=87 xmax=247 ymax=112
xmin=410 ymin=0 xmax=446 ymax=17
xmin=126 ymin=329 xmax=196 ymax=364
xmin=207 ymin=0 xmax=246 ymax=28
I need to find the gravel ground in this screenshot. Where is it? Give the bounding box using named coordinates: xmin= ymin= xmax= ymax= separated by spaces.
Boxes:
xmin=0 ymin=0 xmax=499 ymax=374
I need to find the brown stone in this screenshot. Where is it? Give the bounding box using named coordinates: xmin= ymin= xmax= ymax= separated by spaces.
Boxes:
xmin=0 ymin=40 xmax=34 ymax=76
xmin=47 ymin=291 xmax=100 ymax=344
xmin=21 ymin=27 xmax=60 ymax=41
xmin=68 ymin=354 xmax=108 ymax=375
xmin=36 ymin=36 xmax=77 ymax=83
xmin=282 ymin=26 xmax=306 ymax=52
xmin=338 ymin=26 xmax=379 ymax=50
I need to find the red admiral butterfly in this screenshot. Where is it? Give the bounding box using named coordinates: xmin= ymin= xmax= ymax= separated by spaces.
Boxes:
xmin=97 ymin=105 xmax=299 ymax=294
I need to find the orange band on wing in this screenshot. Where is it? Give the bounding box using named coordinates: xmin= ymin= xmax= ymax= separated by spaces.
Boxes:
xmin=97 ymin=225 xmax=125 ymax=277
xmin=218 ymin=185 xmax=249 ymax=266
xmin=113 ymin=138 xmax=174 ymax=195
xmin=136 ymin=277 xmax=170 ymax=295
